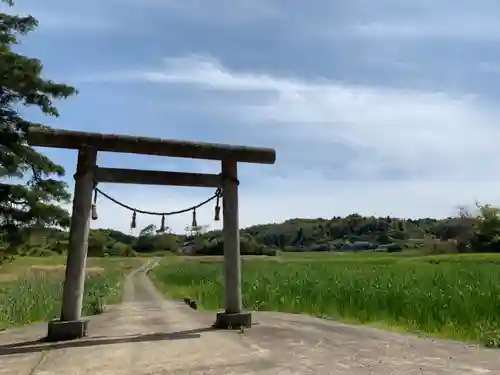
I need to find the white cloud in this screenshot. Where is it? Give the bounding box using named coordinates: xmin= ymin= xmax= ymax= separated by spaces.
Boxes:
xmin=74 ymin=55 xmax=500 ymax=233
xmin=132 ymin=56 xmax=500 ymax=180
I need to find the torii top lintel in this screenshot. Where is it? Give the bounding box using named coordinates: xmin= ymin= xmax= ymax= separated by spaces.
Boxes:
xmin=27 ymin=126 xmax=276 ymax=164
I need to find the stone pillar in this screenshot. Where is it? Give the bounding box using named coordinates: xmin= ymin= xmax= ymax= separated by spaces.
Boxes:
xmin=47 ymin=147 xmax=97 ymax=342
xmin=213 ymin=159 xmax=251 ymax=329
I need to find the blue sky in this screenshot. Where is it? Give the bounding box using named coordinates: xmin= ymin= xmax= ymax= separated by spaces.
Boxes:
xmin=5 ymin=0 xmax=500 ymax=233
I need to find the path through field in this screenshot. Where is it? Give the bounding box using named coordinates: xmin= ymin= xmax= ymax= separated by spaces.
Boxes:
xmin=0 ymin=260 xmax=498 ymax=374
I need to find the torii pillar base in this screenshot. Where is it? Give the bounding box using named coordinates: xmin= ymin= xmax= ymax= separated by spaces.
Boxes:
xmin=213 ymin=311 xmax=252 ymax=330
xmin=46 ymin=318 xmax=89 ymax=342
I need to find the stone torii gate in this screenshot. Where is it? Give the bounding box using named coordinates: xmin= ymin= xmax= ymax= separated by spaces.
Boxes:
xmin=27 ymin=126 xmax=276 ymax=342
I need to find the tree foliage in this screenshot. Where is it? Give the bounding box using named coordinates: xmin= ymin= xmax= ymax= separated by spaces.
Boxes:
xmin=0 ymin=0 xmax=76 ymax=251
xmin=4 ymin=206 xmax=500 ymax=260
xmin=470 ymin=204 xmax=500 ymax=252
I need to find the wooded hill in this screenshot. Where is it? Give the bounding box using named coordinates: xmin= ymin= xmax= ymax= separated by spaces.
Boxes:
xmin=3 ymin=207 xmax=499 ymax=259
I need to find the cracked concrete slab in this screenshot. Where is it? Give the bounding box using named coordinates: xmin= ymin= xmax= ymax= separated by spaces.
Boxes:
xmin=0 ymin=260 xmax=498 ymax=374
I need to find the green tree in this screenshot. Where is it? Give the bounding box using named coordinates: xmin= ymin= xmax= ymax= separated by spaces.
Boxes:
xmin=375 ymin=232 xmax=391 ymax=245
xmin=152 ymin=233 xmax=179 ymax=251
xmin=87 ymin=231 xmax=111 ymax=256
xmin=0 ymin=0 xmax=76 ymax=251
xmin=185 ymin=224 xmax=209 ymax=239
xmin=471 ymin=204 xmax=500 ymax=252
xmin=108 ymin=242 xmax=135 ymax=257
xmin=139 ymin=224 xmax=157 ymax=237
xmin=397 ymin=221 xmax=405 ymax=232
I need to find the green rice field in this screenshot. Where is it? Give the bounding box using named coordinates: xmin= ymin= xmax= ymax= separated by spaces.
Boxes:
xmin=151 ymin=253 xmax=500 ymax=347
xmin=0 ymin=256 xmax=143 ymax=330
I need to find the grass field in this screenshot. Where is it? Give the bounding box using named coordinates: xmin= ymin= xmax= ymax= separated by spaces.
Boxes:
xmin=0 ymin=256 xmax=143 ymax=330
xmin=151 ymin=252 xmax=500 ymax=347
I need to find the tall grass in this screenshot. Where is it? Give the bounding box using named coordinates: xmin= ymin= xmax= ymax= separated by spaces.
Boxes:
xmin=0 ymin=272 xmax=123 ymax=330
xmin=152 ymin=255 xmax=500 ymax=345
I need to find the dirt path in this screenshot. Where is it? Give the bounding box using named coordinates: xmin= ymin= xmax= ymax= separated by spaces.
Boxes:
xmin=0 ymin=260 xmax=499 ymax=374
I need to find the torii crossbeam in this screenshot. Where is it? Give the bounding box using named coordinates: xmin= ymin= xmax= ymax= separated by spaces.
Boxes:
xmin=27 ymin=126 xmax=276 ymax=341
